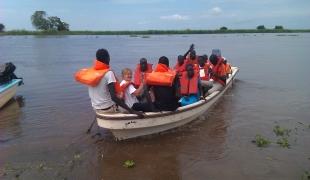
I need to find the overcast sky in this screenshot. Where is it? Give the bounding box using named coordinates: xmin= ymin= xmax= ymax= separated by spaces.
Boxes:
xmin=1 ymin=0 xmax=310 ymax=30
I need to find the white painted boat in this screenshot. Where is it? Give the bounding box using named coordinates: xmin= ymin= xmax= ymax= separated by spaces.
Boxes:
xmin=96 ymin=67 xmax=239 ymax=140
xmin=0 ymin=79 xmax=22 ymax=109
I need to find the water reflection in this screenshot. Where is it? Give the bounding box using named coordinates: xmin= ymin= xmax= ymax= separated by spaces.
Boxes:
xmin=95 ymin=137 xmax=181 ymax=179
xmin=92 ymin=90 xmax=234 ymax=179
xmin=1 ymin=34 xmax=310 ymax=179
xmin=0 ymin=96 xmax=24 ymax=144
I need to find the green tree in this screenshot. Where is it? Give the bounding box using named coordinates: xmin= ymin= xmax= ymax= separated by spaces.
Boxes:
xmin=0 ymin=23 xmax=5 ymax=32
xmin=31 ymin=11 xmax=50 ymax=30
xmin=220 ymin=26 xmax=228 ymax=30
xmin=274 ymin=25 xmax=283 ymax=30
xmin=31 ymin=11 xmax=69 ymax=31
xmin=257 ymin=25 xmax=266 ymax=30
xmin=48 ymin=16 xmax=69 ymax=31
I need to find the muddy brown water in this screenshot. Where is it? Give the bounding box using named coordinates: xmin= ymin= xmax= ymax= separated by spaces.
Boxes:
xmin=0 ymin=34 xmax=310 ymax=179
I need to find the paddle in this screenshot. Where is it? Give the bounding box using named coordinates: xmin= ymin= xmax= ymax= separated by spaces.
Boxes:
xmin=183 ymin=44 xmax=194 ymax=59
xmin=86 ymin=116 xmax=96 ymax=134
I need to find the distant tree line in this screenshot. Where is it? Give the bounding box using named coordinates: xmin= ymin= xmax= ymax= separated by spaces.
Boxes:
xmin=256 ymin=25 xmax=284 ymax=30
xmin=31 ymin=11 xmax=69 ymax=31
xmin=218 ymin=25 xmax=285 ymax=31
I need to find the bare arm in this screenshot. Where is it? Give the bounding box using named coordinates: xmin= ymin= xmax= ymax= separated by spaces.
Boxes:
xmin=132 ymin=83 xmax=144 ymax=97
xmin=183 ymin=44 xmax=194 ymax=58
xmin=108 ymin=83 xmax=144 ymax=118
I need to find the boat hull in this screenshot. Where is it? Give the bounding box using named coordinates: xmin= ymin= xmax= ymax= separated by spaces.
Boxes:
xmin=96 ymin=67 xmax=238 ymax=140
xmin=0 ymin=79 xmax=22 ymax=109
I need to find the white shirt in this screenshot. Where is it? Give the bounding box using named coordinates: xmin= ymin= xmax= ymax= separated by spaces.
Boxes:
xmin=120 ymin=80 xmax=138 ymax=108
xmin=88 ymin=71 xmax=116 ymax=110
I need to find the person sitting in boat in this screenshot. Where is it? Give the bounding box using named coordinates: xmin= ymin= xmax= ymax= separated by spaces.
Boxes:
xmin=211 ymin=49 xmax=222 ymax=57
xmin=120 ymin=68 xmax=145 ymax=110
xmin=132 ymin=56 xmax=179 ymax=112
xmin=174 ymin=55 xmax=186 ymax=76
xmin=198 ymin=55 xmax=213 ymax=94
xmin=179 ymin=64 xmax=203 ymax=106
xmin=75 ymin=48 xmax=143 ymax=118
xmin=207 ymin=54 xmax=227 ymax=95
xmin=223 ymin=59 xmax=232 ymax=77
xmin=175 ymin=44 xmax=196 ymax=76
xmin=133 ymin=58 xmax=152 ymax=88
xmin=185 ymin=50 xmax=199 ymax=66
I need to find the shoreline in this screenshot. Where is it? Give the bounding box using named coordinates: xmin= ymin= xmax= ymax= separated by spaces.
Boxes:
xmin=1 ymin=29 xmax=310 ymax=36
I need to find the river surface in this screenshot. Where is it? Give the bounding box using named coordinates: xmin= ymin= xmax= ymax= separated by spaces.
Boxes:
xmin=0 ymin=34 xmax=309 ymax=180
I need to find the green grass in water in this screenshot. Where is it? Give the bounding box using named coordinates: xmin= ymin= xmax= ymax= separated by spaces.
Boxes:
xmin=123 ymin=160 xmax=135 ymax=168
xmin=253 ymin=135 xmax=271 ymax=147
xmin=277 ymin=137 xmax=290 ymax=148
xmin=273 ymin=125 xmax=291 ymax=137
xmin=301 ymin=171 xmax=310 ymax=180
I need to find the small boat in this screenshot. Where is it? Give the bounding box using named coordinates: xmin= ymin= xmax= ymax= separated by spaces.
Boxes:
xmin=96 ymin=67 xmax=239 ymax=140
xmin=0 ymin=79 xmax=23 ymax=109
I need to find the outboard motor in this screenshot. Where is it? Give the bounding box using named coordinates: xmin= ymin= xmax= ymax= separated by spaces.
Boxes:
xmin=0 ymin=62 xmax=23 ymax=85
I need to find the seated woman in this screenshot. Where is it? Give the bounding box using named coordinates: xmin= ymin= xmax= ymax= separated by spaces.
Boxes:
xmin=179 ymin=64 xmax=203 ymax=106
xmin=120 ymin=68 xmax=144 ymax=110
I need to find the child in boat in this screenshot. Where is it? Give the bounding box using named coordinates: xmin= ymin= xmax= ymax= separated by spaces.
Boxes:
xmin=120 ymin=68 xmax=145 ymax=109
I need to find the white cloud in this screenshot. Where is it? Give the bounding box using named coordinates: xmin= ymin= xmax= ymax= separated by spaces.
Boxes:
xmin=200 ymin=6 xmax=226 ymax=18
xmin=160 ymin=14 xmax=189 ymax=20
xmin=210 ymin=7 xmax=222 ymax=16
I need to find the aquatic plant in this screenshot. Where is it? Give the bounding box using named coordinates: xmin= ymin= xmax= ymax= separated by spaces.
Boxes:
xmin=301 ymin=171 xmax=310 ymax=180
xmin=252 ymin=135 xmax=271 ymax=147
xmin=123 ymin=160 xmax=135 ymax=168
xmin=277 ymin=137 xmax=290 ymax=148
xmin=74 ymin=153 xmax=81 ymax=160
xmin=38 ymin=162 xmax=46 ymax=170
xmin=273 ymin=125 xmax=291 ymax=137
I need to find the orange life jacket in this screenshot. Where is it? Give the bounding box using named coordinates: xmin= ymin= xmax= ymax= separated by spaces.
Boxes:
xmin=225 ymin=63 xmax=232 ymax=74
xmin=199 ymin=64 xmax=210 ymax=81
xmin=174 ymin=62 xmax=186 ymax=75
xmin=211 ymin=59 xmax=227 ymax=85
xmin=75 ymin=60 xmax=122 ymax=93
xmin=120 ymin=81 xmax=134 ymax=92
xmin=180 ymin=71 xmax=199 ymax=95
xmin=146 ymin=63 xmax=176 ymax=87
xmin=116 ymin=80 xmax=135 ymax=99
xmin=75 ymin=60 xmax=110 ymax=87
xmin=133 ymin=63 xmax=152 ymax=87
